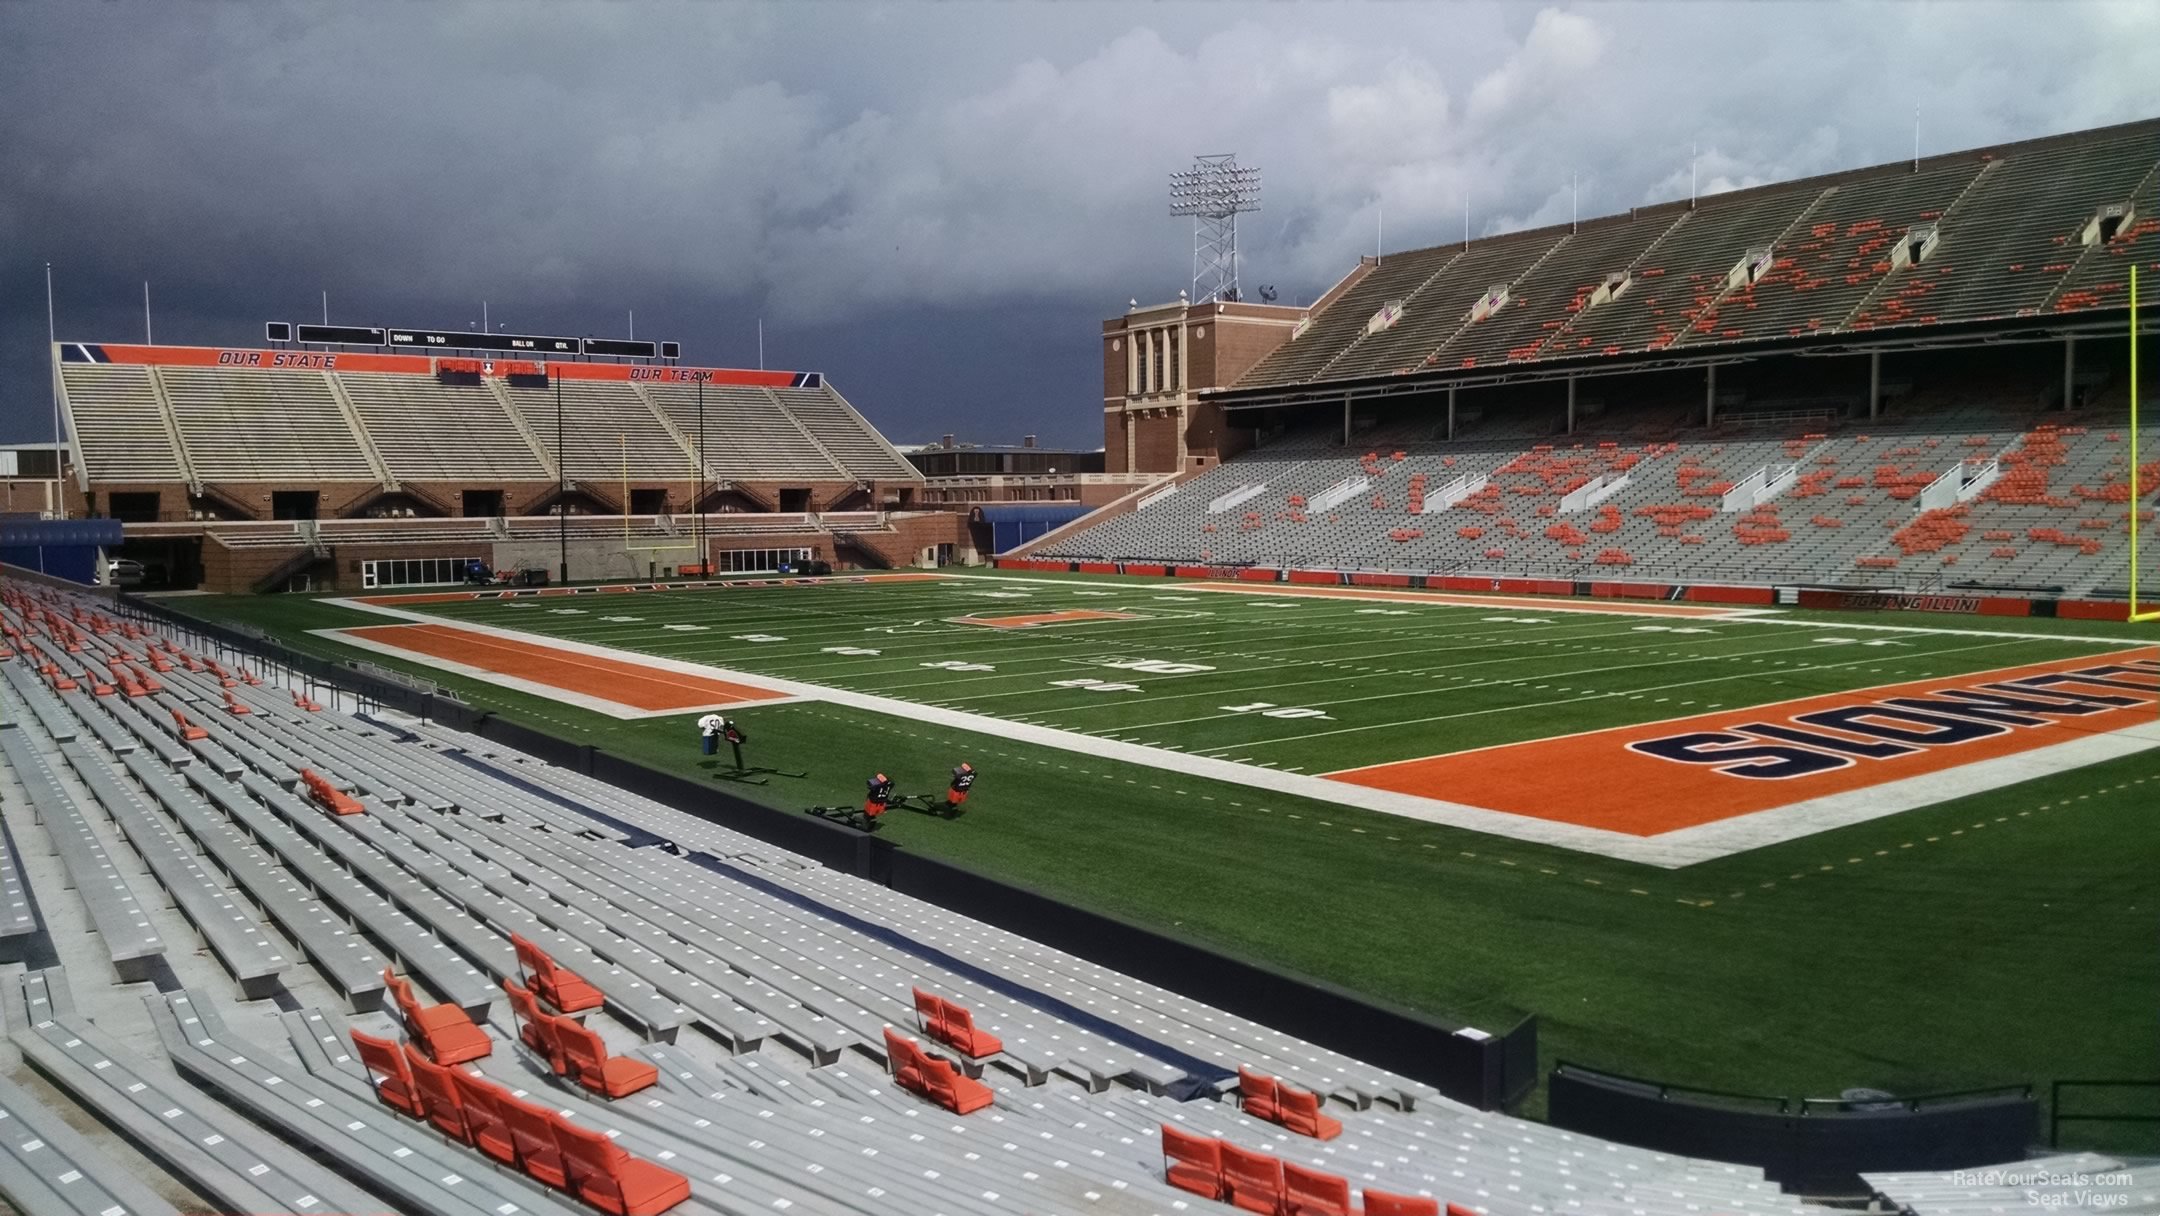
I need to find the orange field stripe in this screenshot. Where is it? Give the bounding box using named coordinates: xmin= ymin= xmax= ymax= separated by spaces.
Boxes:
xmin=1326 ymin=649 xmax=2159 ymax=836
xmin=1178 ymin=582 xmax=1741 ymax=617
xmin=342 ymin=623 xmax=784 ymax=711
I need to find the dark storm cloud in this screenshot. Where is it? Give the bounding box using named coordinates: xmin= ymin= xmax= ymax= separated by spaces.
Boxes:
xmin=2 ymin=1 xmax=2155 ymax=448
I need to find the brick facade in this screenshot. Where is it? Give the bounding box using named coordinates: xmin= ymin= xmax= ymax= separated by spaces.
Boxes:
xmin=1101 ymin=299 xmax=1302 ymax=474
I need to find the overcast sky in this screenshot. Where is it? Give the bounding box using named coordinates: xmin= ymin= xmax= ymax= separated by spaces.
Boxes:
xmin=3 ymin=1 xmax=2155 ymax=450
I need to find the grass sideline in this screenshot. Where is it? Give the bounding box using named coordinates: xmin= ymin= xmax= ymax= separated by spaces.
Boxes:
xmin=162 ymin=581 xmax=2160 ymax=1141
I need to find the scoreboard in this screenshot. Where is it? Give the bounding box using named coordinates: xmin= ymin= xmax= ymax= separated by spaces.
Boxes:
xmin=387 ymin=328 xmax=581 ymax=355
xmin=272 ymin=321 xmax=673 ymax=359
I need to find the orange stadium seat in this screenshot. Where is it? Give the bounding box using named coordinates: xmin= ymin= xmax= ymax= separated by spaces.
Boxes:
xmin=514 ymin=932 xmax=605 ymax=1012
xmin=448 ymin=1068 xmax=521 ymax=1166
xmin=550 ymin=1015 xmax=658 ymax=1099
xmin=1362 ymin=1190 xmax=1443 ymax=1216
xmin=349 ymin=1027 xmax=425 ymax=1119
xmin=385 ymin=969 xmax=491 ymax=1064
xmin=1161 ymin=1125 xmax=1227 ymax=1200
xmin=1221 ymin=1142 xmax=1286 ymax=1215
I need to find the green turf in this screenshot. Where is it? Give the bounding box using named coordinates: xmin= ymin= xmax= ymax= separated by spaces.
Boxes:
xmin=395 ymin=572 xmax=2141 ymax=774
xmin=161 ymin=579 xmax=2160 ymax=1144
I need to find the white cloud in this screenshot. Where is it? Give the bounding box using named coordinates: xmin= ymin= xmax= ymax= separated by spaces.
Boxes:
xmin=1465 ymin=8 xmax=1609 ymax=125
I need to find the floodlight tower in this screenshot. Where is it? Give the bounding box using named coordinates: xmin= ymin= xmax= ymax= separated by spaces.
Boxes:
xmin=1170 ymin=154 xmax=1261 ymax=304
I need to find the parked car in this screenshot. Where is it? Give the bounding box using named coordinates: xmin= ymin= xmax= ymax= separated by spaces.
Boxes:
xmin=105 ymin=558 xmax=145 ymax=586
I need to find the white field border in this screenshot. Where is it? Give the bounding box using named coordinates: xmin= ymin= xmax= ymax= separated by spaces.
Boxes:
xmin=318 ymin=590 xmax=2160 ymax=867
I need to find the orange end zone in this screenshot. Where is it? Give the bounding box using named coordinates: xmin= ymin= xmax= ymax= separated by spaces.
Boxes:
xmin=953 ymin=609 xmax=1142 ymax=629
xmin=1179 ymin=581 xmax=1744 ymax=617
xmin=339 ymin=623 xmax=787 ymax=713
xmin=1327 ymin=651 xmax=2160 ymax=836
xmin=355 ymin=571 xmax=946 ymax=607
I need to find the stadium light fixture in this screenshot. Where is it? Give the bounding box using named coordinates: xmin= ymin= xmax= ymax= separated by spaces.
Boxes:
xmin=1170 ymin=154 xmax=1261 ymax=305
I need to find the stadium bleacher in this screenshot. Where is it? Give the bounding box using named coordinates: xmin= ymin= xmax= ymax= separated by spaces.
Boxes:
xmin=20 ymin=579 xmax=2094 ymax=1214
xmin=1237 ymin=117 xmax=2160 ymax=387
xmin=55 ymin=362 xmax=190 ymax=484
xmin=342 ymin=372 xmax=556 ymax=483
xmin=53 ymin=348 xmax=924 ymax=516
xmin=155 ymin=365 xmax=380 ymax=484
xmin=1039 ymin=397 xmax=2159 ymax=595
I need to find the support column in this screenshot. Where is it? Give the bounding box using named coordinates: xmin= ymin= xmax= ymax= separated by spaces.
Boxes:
xmin=1566 ymin=376 xmax=1577 ymax=433
xmin=1705 ymin=364 xmax=1718 ymax=427
xmin=1446 ymin=386 xmax=1457 ymax=441
xmin=1869 ymin=350 xmax=1882 ymax=421
xmin=2063 ymin=336 xmax=2077 ymax=412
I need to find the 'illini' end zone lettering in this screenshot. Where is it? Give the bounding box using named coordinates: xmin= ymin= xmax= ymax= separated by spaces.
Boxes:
xmin=1327 ymin=652 xmax=2159 ymax=837
xmin=1629 ymin=659 xmax=2159 ymax=780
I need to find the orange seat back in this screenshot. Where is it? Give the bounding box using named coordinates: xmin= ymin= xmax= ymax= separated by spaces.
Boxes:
xmin=1237 ymin=1065 xmax=1281 ymax=1123
xmin=503 ymin=979 xmax=564 ymax=1071
xmin=511 ymin=932 xmax=545 ymax=979
xmin=348 ymin=1028 xmax=424 ymax=1119
xmin=910 ymin=987 xmax=947 ymax=1039
xmin=1220 ymin=1143 xmax=1285 ymax=1215
xmin=552 ymin=1113 xmax=692 ymax=1216
xmin=401 ymin=1043 xmax=470 ymax=1141
xmin=447 ymin=1069 xmax=519 ymax=1165
xmin=550 ymin=1015 xmax=611 ymax=1077
xmin=1277 ymin=1087 xmax=1343 ymax=1140
xmin=1282 ymin=1160 xmax=1353 ymax=1216
xmin=498 ymin=1094 xmax=569 ymax=1189
xmin=386 ymin=972 xmax=427 ymax=1029
xmin=1361 ymin=1191 xmax=1441 ymax=1216
xmin=882 ymin=1026 xmax=925 ymax=1076
xmin=550 ymin=1112 xmax=629 ymax=1199
xmin=1159 ymin=1124 xmax=1225 ymax=1200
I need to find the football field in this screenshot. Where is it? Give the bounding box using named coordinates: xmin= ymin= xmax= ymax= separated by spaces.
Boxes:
xmin=321 ymin=571 xmax=2160 ymax=866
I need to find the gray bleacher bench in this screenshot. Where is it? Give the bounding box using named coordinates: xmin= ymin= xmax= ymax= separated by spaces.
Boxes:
xmin=99 ymin=696 xmax=193 ymax=769
xmin=0 ymin=753 xmax=40 ymax=960
xmin=1 ymin=661 xmax=80 ymax=742
xmin=54 ymin=688 xmax=137 ymax=756
xmin=252 ymin=714 xmax=426 ymax=806
xmin=120 ymin=753 xmax=388 ymax=1008
xmin=58 ymin=741 xmax=291 ymax=999
xmin=348 ymin=811 xmax=704 ymax=1045
xmin=635 ymin=1041 xmax=1104 ymax=1216
xmin=180 ymin=766 xmax=492 ymax=1011
xmin=0 ymin=1071 xmax=184 ymax=1216
xmin=231 ymin=768 xmax=499 ymax=1010
xmin=0 ymin=726 xmax=166 ymax=983
xmin=383 ymin=806 xmax=806 ymax=1056
xmin=12 ymin=970 xmax=386 ymax=1216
